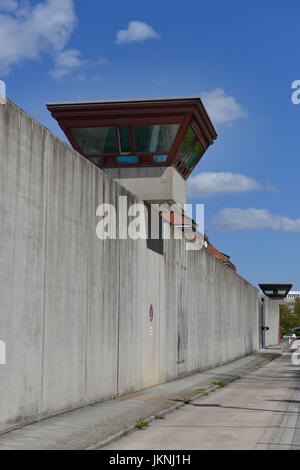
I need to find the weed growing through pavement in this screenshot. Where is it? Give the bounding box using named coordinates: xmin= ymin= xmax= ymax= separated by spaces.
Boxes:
xmin=136 ymin=417 xmax=149 ymax=430
xmin=212 ymin=380 xmax=227 ymax=388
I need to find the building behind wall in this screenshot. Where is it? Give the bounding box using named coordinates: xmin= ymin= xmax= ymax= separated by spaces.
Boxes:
xmin=284 ymin=291 xmax=300 ymax=312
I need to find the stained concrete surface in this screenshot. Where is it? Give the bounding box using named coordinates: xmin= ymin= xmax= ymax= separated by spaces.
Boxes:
xmin=0 ymin=349 xmax=279 ymax=450
xmin=105 ymin=341 xmax=300 ymax=450
xmin=0 ymin=99 xmax=280 ymax=431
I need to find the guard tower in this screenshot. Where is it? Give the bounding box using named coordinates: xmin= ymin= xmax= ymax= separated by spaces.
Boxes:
xmin=259 ymin=284 xmax=293 ymax=300
xmin=47 ymin=97 xmax=217 ymax=207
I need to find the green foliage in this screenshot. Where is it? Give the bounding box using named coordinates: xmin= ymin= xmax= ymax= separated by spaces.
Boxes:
xmin=212 ymin=380 xmax=227 ymax=388
xmin=280 ymin=304 xmax=300 ymax=335
xmin=294 ymin=298 xmax=300 ymax=322
xmin=135 ymin=417 xmax=149 ymax=430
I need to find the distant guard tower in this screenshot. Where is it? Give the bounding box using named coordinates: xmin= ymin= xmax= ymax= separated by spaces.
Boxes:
xmin=259 ymin=284 xmax=293 ymax=300
xmin=47 ymin=97 xmax=217 ymax=208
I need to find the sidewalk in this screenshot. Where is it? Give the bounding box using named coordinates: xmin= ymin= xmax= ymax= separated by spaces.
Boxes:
xmin=105 ymin=341 xmax=300 ymax=450
xmin=0 ymin=347 xmax=284 ymax=450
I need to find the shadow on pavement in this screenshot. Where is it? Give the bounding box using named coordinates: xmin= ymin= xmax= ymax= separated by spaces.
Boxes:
xmin=171 ymin=400 xmax=300 ymax=414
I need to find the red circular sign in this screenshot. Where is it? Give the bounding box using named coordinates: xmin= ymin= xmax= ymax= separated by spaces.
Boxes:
xmin=149 ymin=304 xmax=154 ymax=322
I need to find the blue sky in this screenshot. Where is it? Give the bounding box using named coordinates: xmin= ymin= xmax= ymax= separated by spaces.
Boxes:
xmin=1 ymin=0 xmax=300 ymax=288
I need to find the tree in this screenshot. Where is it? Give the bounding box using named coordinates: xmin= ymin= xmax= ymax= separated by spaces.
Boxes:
xmin=293 ymin=298 xmax=300 ymax=326
xmin=280 ymin=304 xmax=299 ymax=334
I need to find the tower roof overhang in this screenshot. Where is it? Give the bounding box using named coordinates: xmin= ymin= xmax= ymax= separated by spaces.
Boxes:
xmin=259 ymin=284 xmax=293 ymax=300
xmin=46 ymin=96 xmax=217 ymax=179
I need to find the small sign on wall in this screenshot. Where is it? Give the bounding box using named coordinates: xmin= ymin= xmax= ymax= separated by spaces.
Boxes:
xmin=149 ymin=304 xmax=154 ymax=336
xmin=149 ymin=304 xmax=154 ymax=323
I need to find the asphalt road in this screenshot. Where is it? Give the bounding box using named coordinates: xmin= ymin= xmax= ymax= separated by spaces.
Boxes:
xmin=105 ymin=341 xmax=300 ymax=450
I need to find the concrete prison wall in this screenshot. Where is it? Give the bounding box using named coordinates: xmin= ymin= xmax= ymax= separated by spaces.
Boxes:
xmin=0 ymin=100 xmax=279 ymax=433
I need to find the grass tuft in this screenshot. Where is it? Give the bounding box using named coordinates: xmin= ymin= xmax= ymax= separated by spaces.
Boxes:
xmin=136 ymin=417 xmax=149 ymax=430
xmin=212 ymin=380 xmax=227 ymax=388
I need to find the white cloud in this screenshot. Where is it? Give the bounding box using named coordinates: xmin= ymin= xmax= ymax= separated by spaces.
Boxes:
xmin=201 ymin=88 xmax=247 ymax=125
xmin=115 ymin=20 xmax=160 ymax=44
xmin=50 ymin=48 xmax=86 ymax=79
xmin=188 ymin=172 xmax=277 ymax=199
xmin=0 ymin=0 xmax=78 ymax=75
xmin=212 ymin=208 xmax=300 ymax=232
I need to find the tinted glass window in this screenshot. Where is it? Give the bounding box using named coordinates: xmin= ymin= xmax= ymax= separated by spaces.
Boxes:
xmin=187 ymin=141 xmax=204 ymax=167
xmin=119 ymin=126 xmax=131 ymax=153
xmin=72 ymin=127 xmax=117 ymax=154
xmin=134 ymin=124 xmax=179 ymax=153
xmin=178 ymin=127 xmax=195 ymax=158
xmin=153 ymin=155 xmax=168 ymax=162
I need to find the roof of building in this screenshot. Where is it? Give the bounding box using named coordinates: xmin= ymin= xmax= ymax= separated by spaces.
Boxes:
xmin=46 ymin=96 xmax=210 ymax=106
